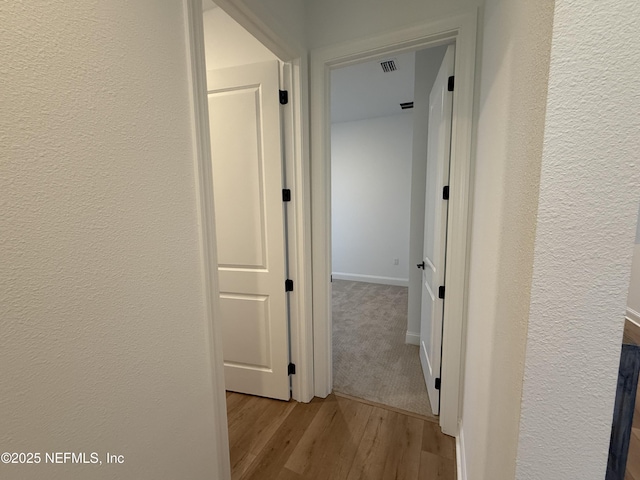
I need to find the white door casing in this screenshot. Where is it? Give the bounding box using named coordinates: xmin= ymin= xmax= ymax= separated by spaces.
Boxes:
xmin=419 ymin=45 xmax=455 ymax=415
xmin=207 ymin=60 xmax=290 ymax=401
xmin=310 ymin=11 xmax=477 ymax=437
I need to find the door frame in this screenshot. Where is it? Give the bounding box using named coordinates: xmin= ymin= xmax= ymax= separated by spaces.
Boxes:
xmin=183 ymin=1 xmax=313 ymax=477
xmin=183 ymin=3 xmax=230 ymax=478
xmin=186 ymin=0 xmax=314 ymax=404
xmin=310 ymin=10 xmax=478 ymax=436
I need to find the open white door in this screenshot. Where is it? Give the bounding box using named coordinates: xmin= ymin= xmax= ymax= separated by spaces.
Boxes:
xmin=207 ymin=60 xmax=290 ymax=401
xmin=418 ymin=45 xmax=455 ymax=415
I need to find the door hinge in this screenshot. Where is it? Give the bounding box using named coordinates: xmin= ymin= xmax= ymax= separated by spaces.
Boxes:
xmin=288 ymin=363 xmax=296 ymax=375
xmin=279 ymin=89 xmax=289 ymax=105
xmin=331 ymin=274 xmax=333 ymax=282
xmin=447 ymin=76 xmax=454 ymax=92
xmin=442 ymin=185 xmax=450 ymax=200
xmin=282 ymin=188 xmax=291 ymax=202
xmin=285 ymin=279 xmax=294 ymax=292
xmin=435 ymin=378 xmax=441 ymax=390
xmin=438 ymin=286 xmax=445 ymax=299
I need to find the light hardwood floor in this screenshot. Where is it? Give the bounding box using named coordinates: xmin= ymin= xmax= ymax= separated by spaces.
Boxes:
xmin=226 ymin=391 xmax=456 ymax=480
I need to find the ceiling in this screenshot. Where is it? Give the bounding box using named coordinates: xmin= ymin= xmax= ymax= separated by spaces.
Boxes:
xmin=203 ymin=0 xmax=218 ymax=11
xmin=203 ymin=5 xmax=421 ymax=125
xmin=331 ymin=51 xmax=416 ymax=124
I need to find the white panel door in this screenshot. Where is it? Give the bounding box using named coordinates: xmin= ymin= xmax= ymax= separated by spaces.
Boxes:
xmin=207 ymin=61 xmax=290 ymax=401
xmin=419 ymin=45 xmax=455 ymax=415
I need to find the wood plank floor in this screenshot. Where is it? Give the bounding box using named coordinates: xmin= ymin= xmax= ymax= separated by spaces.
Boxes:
xmin=226 ymin=391 xmax=456 ymax=480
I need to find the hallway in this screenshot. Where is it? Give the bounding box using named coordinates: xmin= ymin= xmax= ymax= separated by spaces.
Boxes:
xmin=226 ymin=392 xmax=455 ymax=480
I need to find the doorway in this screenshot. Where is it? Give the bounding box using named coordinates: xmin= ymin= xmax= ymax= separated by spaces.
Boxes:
xmin=200 ymin=0 xmax=314 ymax=403
xmin=329 ymin=46 xmax=451 ymax=418
xmin=187 ymin=6 xmax=478 ymax=468
xmin=310 ymin=12 xmax=478 ymax=436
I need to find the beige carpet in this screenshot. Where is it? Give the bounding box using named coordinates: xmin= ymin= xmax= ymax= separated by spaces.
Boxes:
xmin=332 ymin=279 xmax=435 ymax=418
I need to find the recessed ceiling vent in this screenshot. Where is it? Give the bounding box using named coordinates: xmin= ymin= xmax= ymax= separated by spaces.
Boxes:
xmin=380 ymin=59 xmax=398 ymax=72
xmin=400 ymin=102 xmax=414 ymax=110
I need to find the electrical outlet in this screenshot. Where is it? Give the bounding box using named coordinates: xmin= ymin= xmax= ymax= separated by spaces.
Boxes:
xmin=393 ymin=258 xmax=399 ymax=265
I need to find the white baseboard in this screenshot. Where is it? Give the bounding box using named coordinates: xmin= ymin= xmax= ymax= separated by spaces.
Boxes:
xmin=457 ymin=424 xmax=467 ymax=480
xmin=405 ymin=331 xmax=420 ymax=345
xmin=626 ymin=308 xmax=640 ymax=327
xmin=332 ymin=272 xmax=409 ymax=287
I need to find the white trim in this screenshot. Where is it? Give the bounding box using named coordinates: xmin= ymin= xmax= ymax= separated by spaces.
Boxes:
xmin=310 ymin=10 xmax=478 ymax=436
xmin=457 ymin=424 xmax=467 ymax=480
xmin=184 ymin=1 xmax=231 ymax=479
xmin=332 ymin=272 xmax=409 ymax=287
xmin=405 ymin=331 xmax=420 ymax=345
xmin=627 ymin=308 xmax=640 ymax=328
xmin=282 ymin=58 xmax=314 ymax=402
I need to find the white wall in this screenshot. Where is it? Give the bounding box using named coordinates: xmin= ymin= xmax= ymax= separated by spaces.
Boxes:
xmin=214 ymin=0 xmax=306 ymax=58
xmin=0 ymin=2 xmax=223 ymax=479
xmin=306 ymin=0 xmax=483 ymax=49
xmin=203 ymin=5 xmax=277 ymax=70
xmin=627 ymin=205 xmax=640 ymax=322
xmin=460 ymin=1 xmax=555 ymax=478
xmin=331 ymin=114 xmax=414 ymax=286
xmin=330 ymin=51 xmax=416 ymax=124
xmin=407 ymin=46 xmax=447 ymax=341
xmin=515 ymin=0 xmax=640 ymax=478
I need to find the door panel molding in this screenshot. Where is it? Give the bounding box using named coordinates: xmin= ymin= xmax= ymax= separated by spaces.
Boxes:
xmin=208 ymin=84 xmax=269 ymax=270
xmin=424 ymin=281 xmax=436 ymax=302
xmin=310 ymin=10 xmax=478 ymax=437
xmin=425 ymin=256 xmax=437 ymax=272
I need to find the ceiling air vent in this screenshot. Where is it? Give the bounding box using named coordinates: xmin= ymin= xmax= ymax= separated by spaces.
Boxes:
xmin=400 ymin=102 xmax=414 ymax=110
xmin=380 ymin=59 xmax=397 ymax=72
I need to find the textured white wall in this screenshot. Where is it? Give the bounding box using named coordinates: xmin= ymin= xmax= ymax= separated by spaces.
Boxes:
xmin=461 ymin=1 xmax=555 ymax=479
xmin=331 ymin=114 xmax=413 ymax=285
xmin=306 ymin=0 xmax=482 ymax=49
xmin=203 ymin=6 xmax=277 ymax=70
xmin=407 ymin=46 xmax=447 ymax=339
xmin=515 ymin=1 xmax=640 ymax=478
xmin=0 ymin=2 xmax=221 ymax=479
